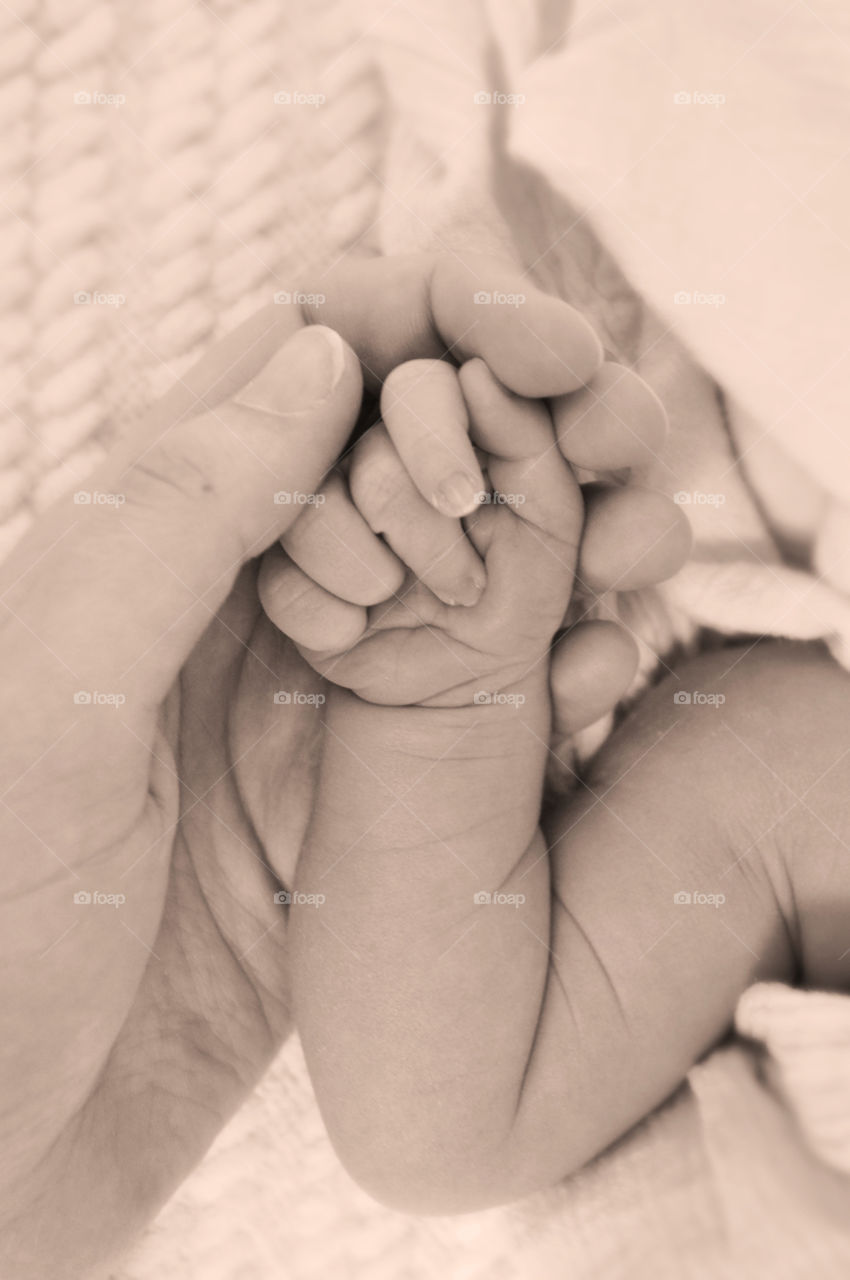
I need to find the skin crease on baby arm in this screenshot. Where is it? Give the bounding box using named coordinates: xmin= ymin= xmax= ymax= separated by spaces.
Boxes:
xmin=285 ymin=362 xmax=850 ymax=1214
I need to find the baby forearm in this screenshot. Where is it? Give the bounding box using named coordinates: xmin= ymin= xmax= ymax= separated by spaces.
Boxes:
xmin=294 ymin=646 xmax=820 ymax=1215
xmin=290 ymin=673 xmax=554 ymax=1205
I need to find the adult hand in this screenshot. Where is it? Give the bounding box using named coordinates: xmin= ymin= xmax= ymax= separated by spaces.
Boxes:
xmin=0 ymin=252 xmax=637 ymax=1278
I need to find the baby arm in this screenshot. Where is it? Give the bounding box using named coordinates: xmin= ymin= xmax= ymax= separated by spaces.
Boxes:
xmin=284 ymin=359 xmax=585 ymax=1193
xmin=293 ymin=650 xmax=799 ymax=1216
xmin=281 ymin=366 xmax=846 ymax=1215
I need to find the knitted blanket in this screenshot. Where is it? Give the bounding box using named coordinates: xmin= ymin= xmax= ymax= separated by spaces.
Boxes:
xmin=3 ymin=2 xmax=850 ymax=1277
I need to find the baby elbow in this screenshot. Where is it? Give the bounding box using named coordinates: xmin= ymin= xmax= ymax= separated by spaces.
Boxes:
xmin=352 ymin=1169 xmax=505 ymax=1217
xmin=331 ymin=1132 xmax=511 ymax=1216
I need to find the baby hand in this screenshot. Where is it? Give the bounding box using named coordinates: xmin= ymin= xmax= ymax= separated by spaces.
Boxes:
xmin=262 ymin=359 xmax=581 ymax=707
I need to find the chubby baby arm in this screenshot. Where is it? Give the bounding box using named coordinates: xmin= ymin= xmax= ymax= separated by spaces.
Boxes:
xmin=295 ymin=645 xmax=819 ymax=1217
xmin=283 ymin=360 xmax=585 ymax=1196
xmin=278 ymin=368 xmax=830 ymax=1215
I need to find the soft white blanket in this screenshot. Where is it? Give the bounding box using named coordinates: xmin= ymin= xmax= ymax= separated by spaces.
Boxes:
xmin=512 ymin=0 xmax=850 ymax=646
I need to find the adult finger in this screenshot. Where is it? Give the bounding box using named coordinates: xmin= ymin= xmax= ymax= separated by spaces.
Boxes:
xmin=147 ymin=254 xmax=604 ymax=435
xmin=551 ymin=362 xmax=668 ymax=471
xmin=1 ymin=326 xmax=363 ymax=715
xmin=578 ymin=485 xmax=693 ymax=594
xmin=549 ymin=621 xmax=640 ymax=737
xmin=302 ymin=254 xmax=603 ymax=396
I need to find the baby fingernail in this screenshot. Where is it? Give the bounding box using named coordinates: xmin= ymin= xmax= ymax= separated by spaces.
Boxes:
xmin=452 ymin=581 xmax=478 ymax=607
xmin=233 ymin=326 xmax=346 ymax=415
xmin=449 ymin=570 xmax=487 ymax=607
xmin=433 ymin=472 xmax=482 ymax=517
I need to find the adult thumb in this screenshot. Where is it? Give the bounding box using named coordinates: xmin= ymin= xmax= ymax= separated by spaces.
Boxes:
xmin=4 ymin=325 xmax=362 ymax=711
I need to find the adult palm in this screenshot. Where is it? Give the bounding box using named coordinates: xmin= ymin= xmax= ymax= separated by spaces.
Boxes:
xmin=0 ymin=252 xmax=614 ymax=1278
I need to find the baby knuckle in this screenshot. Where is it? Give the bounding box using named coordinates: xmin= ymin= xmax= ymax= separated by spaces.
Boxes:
xmin=382 ymin=358 xmax=433 ymax=392
xmin=364 ymin=473 xmax=404 ymax=528
xmin=348 ymin=424 xmax=387 ymax=481
xmin=276 ymin=570 xmax=319 ymax=612
xmin=280 ymin=492 xmax=327 ymax=552
xmin=350 ymin=446 xmax=403 ymax=527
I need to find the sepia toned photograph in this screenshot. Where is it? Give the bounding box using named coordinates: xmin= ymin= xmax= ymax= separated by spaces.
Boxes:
xmin=2 ymin=2 xmax=850 ymax=1277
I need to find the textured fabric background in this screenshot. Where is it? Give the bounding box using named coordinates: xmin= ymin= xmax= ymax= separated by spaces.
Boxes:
xmin=0 ymin=0 xmax=383 ymax=556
